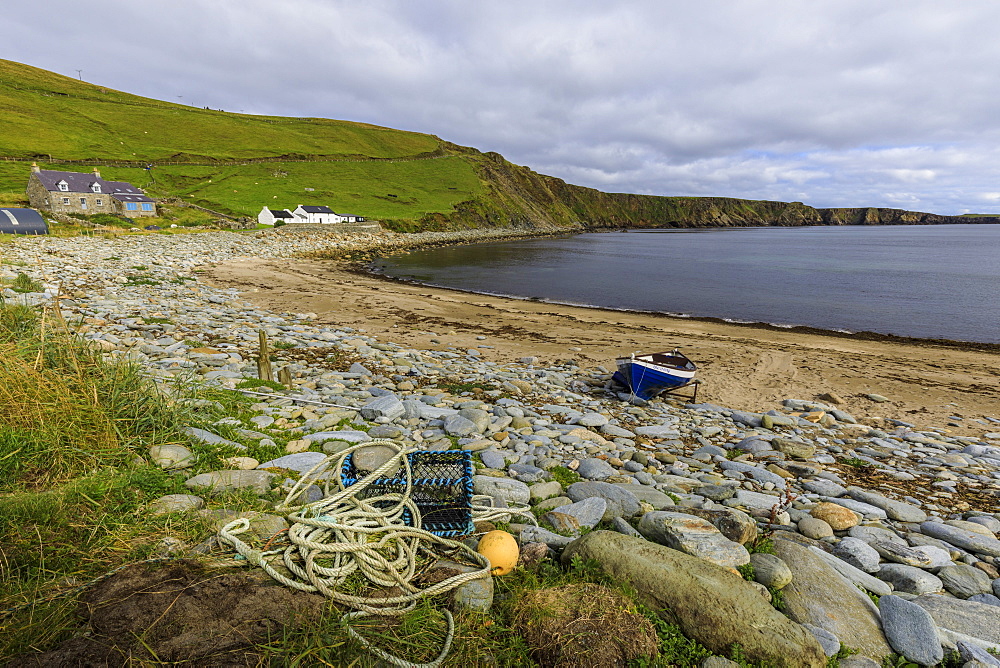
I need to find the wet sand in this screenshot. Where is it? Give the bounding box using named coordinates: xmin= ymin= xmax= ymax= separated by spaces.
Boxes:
xmin=204 ymin=258 xmax=1000 ymax=436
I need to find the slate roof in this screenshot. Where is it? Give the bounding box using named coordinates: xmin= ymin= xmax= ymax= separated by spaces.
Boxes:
xmin=103 ymin=180 xmax=142 ymax=194
xmin=268 ymin=209 xmax=294 ymax=218
xmin=33 ymin=169 xmax=103 ymax=193
xmin=299 ymin=205 xmax=335 ymax=214
xmin=112 ymin=193 xmax=155 ymax=203
xmin=34 ymin=170 xmax=152 ymax=201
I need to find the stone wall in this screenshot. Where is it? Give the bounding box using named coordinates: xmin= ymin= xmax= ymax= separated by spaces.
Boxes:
xmin=25 ymin=173 xmax=157 ymax=218
xmin=277 ymin=222 xmax=382 ymax=234
xmin=26 ymin=174 xmax=125 ymax=216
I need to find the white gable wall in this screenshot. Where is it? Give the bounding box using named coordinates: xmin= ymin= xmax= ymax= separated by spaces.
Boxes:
xmin=258 ymin=206 xmax=276 ymax=226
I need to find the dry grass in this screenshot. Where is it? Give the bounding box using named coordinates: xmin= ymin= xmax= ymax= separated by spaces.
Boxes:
xmin=0 ymin=303 xmax=183 ymax=489
xmin=512 ymin=583 xmax=659 ymax=667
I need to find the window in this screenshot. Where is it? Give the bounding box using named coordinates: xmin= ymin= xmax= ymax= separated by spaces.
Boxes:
xmin=80 ymin=198 xmax=87 ymax=209
xmin=141 ymin=202 xmax=154 ymax=211
xmin=95 ymin=199 xmax=103 ymax=206
xmin=58 ymin=182 xmax=68 ymax=191
xmin=126 ymin=202 xmax=138 ymax=211
xmin=62 ymin=197 xmax=70 ymax=205
xmin=91 ymin=183 xmax=101 ymax=193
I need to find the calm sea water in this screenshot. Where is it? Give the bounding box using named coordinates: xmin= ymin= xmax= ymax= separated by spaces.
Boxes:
xmin=373 ymin=225 xmax=1000 ymax=344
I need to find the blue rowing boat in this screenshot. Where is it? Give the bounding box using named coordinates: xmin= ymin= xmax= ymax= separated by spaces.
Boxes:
xmin=612 ymin=349 xmax=698 ymax=401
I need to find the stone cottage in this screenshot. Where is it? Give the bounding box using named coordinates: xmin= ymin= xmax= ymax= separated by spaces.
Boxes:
xmin=26 ymin=164 xmax=157 ymax=218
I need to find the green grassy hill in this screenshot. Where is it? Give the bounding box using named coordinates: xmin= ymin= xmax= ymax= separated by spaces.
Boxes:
xmin=0 ymin=60 xmax=483 ymax=226
xmin=2 ymin=59 xmax=995 ymax=230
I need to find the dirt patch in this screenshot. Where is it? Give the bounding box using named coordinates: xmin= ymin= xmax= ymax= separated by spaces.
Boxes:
xmin=10 ymin=560 xmax=328 ymax=667
xmin=511 ymin=583 xmax=658 ymax=667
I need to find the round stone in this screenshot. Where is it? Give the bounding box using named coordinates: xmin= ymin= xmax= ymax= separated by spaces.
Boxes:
xmin=750 ymin=552 xmax=793 ymax=589
xmin=811 ymin=502 xmax=860 ymax=530
xmin=223 ymin=456 xmax=260 ymax=470
xmin=284 ymin=439 xmax=311 ymax=453
xmin=149 ymin=444 xmax=196 ymax=470
xmin=832 ymin=537 xmax=881 ymax=573
xmin=148 ymin=494 xmax=205 ymax=515
xmin=798 ymin=517 xmax=834 ymax=539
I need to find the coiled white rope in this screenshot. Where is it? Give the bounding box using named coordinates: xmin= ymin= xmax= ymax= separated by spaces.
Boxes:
xmin=218 ymin=439 xmax=535 ymax=668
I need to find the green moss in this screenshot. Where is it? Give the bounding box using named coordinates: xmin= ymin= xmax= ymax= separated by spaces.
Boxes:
xmin=747 ymin=536 xmax=776 ymax=555
xmin=549 ymin=465 xmax=582 ymax=487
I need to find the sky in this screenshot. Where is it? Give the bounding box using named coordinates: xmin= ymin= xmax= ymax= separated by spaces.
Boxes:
xmin=6 ymin=0 xmax=1000 ymax=215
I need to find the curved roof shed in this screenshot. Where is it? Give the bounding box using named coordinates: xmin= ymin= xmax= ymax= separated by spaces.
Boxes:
xmin=0 ymin=208 xmax=49 ymax=235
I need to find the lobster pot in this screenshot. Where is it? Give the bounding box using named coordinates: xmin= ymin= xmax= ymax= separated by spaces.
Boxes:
xmin=341 ymin=450 xmax=475 ymax=538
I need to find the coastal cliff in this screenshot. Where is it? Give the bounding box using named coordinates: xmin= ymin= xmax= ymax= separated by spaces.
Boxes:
xmin=415 ymin=149 xmax=1000 ymax=231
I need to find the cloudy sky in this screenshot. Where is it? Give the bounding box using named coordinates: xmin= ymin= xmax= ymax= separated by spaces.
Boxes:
xmin=7 ymin=1 xmax=1000 ymax=214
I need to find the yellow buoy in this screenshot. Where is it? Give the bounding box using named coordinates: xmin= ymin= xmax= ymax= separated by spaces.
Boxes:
xmin=476 ymin=530 xmax=519 ymax=576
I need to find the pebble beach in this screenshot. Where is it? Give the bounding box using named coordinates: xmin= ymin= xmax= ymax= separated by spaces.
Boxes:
xmin=4 ymin=227 xmax=1000 ymax=666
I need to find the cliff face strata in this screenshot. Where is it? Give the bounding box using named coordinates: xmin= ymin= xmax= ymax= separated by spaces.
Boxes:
xmin=424 ymin=148 xmax=1000 ymax=231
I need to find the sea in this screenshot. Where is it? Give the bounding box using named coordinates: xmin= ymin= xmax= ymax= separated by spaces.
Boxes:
xmin=371 ymin=224 xmax=1000 ymax=345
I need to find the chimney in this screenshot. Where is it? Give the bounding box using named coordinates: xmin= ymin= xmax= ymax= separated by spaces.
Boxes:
xmin=31 ymin=162 xmax=40 ymax=173
xmin=92 ymin=167 xmax=101 ymax=179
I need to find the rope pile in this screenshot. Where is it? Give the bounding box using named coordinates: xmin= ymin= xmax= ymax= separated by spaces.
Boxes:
xmin=218 ymin=439 xmax=535 ymax=668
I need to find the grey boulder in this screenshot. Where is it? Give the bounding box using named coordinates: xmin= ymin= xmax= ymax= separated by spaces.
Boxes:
xmin=473 ymin=475 xmax=530 ymax=505
xmin=878 ymin=594 xmax=943 ymax=666
xmin=911 ymin=594 xmax=1000 ymax=646
xmin=185 ymin=470 xmax=276 ymax=494
xmin=360 ymin=393 xmax=405 ymax=421
xmin=878 ymin=564 xmax=943 ymax=595
xmin=832 ymin=537 xmax=882 ymax=573
xmin=567 ymin=481 xmax=640 ymax=521
xmin=774 ymin=536 xmax=892 ymax=661
xmin=638 ymin=511 xmax=750 ymax=569
xmin=183 ymin=427 xmax=245 ymax=450
xmin=920 ymin=521 xmax=1000 ymax=558
xmin=937 ymin=564 xmax=994 ymax=599
xmin=562 ymin=531 xmax=826 ymax=667
xmin=847 ymin=487 xmax=927 ymax=523
xmin=575 ymin=458 xmax=617 ymax=481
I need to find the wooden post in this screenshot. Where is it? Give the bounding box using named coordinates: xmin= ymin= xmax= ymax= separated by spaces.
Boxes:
xmin=278 ymin=365 xmax=293 ymax=389
xmin=257 ymin=329 xmax=273 ymax=382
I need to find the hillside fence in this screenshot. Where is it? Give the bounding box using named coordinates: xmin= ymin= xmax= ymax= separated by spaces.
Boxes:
xmin=0 ymin=151 xmax=447 ymax=169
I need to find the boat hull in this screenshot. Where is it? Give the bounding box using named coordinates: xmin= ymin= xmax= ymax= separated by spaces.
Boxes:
xmin=613 ymin=352 xmax=697 ymax=401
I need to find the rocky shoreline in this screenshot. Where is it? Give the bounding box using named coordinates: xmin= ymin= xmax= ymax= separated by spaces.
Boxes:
xmin=4 ymin=228 xmax=1000 ymax=666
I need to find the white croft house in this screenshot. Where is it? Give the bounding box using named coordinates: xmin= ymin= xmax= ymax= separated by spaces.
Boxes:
xmin=292 ymin=205 xmax=366 ymax=224
xmin=257 ymin=207 xmax=295 ymax=226
xmin=257 ymin=204 xmax=366 ymax=226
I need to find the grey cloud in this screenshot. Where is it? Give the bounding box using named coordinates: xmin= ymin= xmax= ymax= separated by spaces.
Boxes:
xmin=5 ymin=0 xmax=1000 ymax=214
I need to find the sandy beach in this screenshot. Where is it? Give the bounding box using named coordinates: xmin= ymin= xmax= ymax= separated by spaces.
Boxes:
xmin=204 ymin=256 xmax=1000 ymax=435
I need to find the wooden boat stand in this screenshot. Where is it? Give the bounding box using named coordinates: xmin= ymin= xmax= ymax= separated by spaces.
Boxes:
xmin=662 ymin=379 xmax=701 ymax=403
